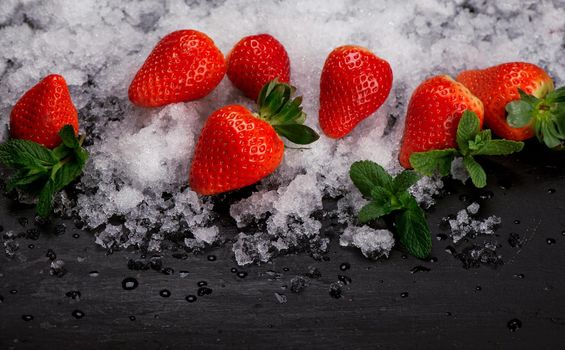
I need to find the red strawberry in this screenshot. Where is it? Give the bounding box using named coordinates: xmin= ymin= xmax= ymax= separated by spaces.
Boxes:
xmin=319 ymin=45 xmax=393 ymax=139
xmin=190 ymin=80 xmax=319 ymax=195
xmin=128 ymin=29 xmax=226 ymax=107
xmin=227 ymin=34 xmax=290 ymax=101
xmin=399 ymin=75 xmax=484 ymax=169
xmin=10 ymin=74 xmax=78 ymax=149
xmin=457 ymin=62 xmax=557 ymax=143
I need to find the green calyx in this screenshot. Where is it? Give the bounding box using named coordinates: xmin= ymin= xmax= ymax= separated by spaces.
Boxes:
xmin=349 ymin=160 xmax=432 ymax=259
xmin=0 ymin=125 xmax=89 ymax=217
xmin=255 ymin=78 xmax=319 ymax=145
xmin=506 ymin=86 xmax=565 ymax=149
xmin=410 ymin=111 xmax=524 ymax=188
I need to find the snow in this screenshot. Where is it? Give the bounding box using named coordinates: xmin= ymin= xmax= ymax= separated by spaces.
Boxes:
xmin=339 ymin=226 xmax=395 ymax=260
xmin=0 ymin=0 xmax=564 ymax=263
xmin=450 ymin=157 xmax=470 ymax=183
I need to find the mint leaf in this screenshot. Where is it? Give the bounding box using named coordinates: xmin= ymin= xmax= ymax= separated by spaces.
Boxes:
xmin=274 ymin=124 xmax=319 ymax=145
xmin=463 ymin=156 xmax=487 ymax=188
xmin=36 ymin=180 xmax=55 ymax=218
xmin=58 ymin=125 xmax=79 ymax=149
xmin=370 ymin=186 xmax=393 ymax=203
xmin=0 ymin=139 xmax=57 ymax=169
xmin=471 ymin=139 xmax=524 ymax=156
xmin=392 ymin=170 xmax=420 ymax=194
xmin=394 ymin=206 xmax=432 ymax=259
xmin=506 ymin=100 xmax=534 ymax=128
xmin=457 ymin=110 xmax=481 ymax=154
xmin=358 ymin=202 xmax=394 ymax=223
xmin=350 ymin=161 xmax=393 ymax=197
xmin=409 ymin=149 xmax=457 ymax=176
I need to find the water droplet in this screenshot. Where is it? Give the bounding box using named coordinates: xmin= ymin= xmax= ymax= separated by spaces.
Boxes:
xmin=237 ymin=271 xmax=248 ymax=278
xmin=410 ymin=266 xmax=431 ymax=273
xmin=28 ymin=244 xmax=35 ymax=249
xmin=72 ymin=310 xmax=85 ymax=319
xmin=561 ymin=230 xmax=565 ymax=236
xmin=339 ymin=263 xmax=350 ymax=271
xmin=436 ymin=233 xmax=448 ymax=241
xmin=475 ymin=285 xmax=482 ymax=291
xmin=445 ymin=312 xmax=452 ymax=316
xmin=89 ymin=271 xmax=99 ymax=277
xmin=547 ymin=188 xmax=556 ymax=194
xmin=129 ymin=316 xmax=136 ymax=321
xmin=159 ymin=289 xmax=171 ymax=298
xmin=401 ymin=254 xmax=408 ymax=259
xmin=72 ymin=233 xmax=80 ymax=239
xmin=22 ymin=315 xmax=33 ymax=321
xmin=513 ymin=220 xmax=520 ymax=225
xmin=546 ymin=238 xmax=556 ymax=245
xmin=122 ymin=277 xmax=138 ymax=290
xmin=479 ymin=190 xmax=494 ymax=200
xmin=197 ymin=281 xmax=207 ymax=287
xmin=185 ymin=295 xmax=197 ymax=303
xmin=428 ymin=257 xmax=438 ymax=263
xmin=513 ymin=273 xmax=525 ymax=279
xmin=338 ymin=275 xmax=352 ymax=285
xmin=400 ymin=292 xmax=409 ymax=298
xmin=197 ymin=287 xmax=212 ymax=296
xmin=161 ymin=267 xmax=174 ymax=275
xmin=10 ymin=289 xmax=17 ymax=294
xmin=65 ymin=290 xmax=81 ymax=300
xmin=207 ymin=255 xmax=216 ymax=261
xmin=230 ymin=268 xmax=238 ymax=273
xmin=507 ymin=318 xmax=522 ymax=332
xmin=179 ymin=271 xmax=189 ymax=278
xmin=274 ymin=292 xmax=287 ymax=304
xmin=282 ymin=267 xmax=290 ymax=272
xmin=445 ymin=246 xmax=456 ymax=255
xmin=46 ymin=249 xmax=56 ymax=261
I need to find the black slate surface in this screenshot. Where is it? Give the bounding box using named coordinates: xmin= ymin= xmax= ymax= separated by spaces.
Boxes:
xmin=1 ymin=141 xmax=565 ymax=349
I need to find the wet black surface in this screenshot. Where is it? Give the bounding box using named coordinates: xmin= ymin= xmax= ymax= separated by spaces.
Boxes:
xmin=1 ymin=141 xmax=565 ymax=349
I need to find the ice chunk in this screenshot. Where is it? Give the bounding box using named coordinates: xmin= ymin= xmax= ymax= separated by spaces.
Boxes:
xmin=340 ymin=226 xmax=395 ymax=259
xmin=447 ymin=202 xmax=501 ymax=243
xmin=450 ymin=157 xmax=470 ymax=183
xmin=409 ymin=176 xmax=444 ymax=209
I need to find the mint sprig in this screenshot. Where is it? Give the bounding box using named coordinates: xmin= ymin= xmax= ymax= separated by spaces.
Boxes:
xmin=350 ymin=160 xmax=431 ymax=259
xmin=506 ymin=87 xmax=565 ymax=149
xmin=0 ymin=125 xmax=89 ymax=217
xmin=409 ymin=111 xmax=524 ymax=188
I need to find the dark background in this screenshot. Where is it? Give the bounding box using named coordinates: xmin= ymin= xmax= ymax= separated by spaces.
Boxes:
xmin=1 ymin=141 xmax=565 ymax=349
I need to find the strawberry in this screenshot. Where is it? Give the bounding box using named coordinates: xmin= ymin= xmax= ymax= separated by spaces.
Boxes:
xmin=128 ymin=29 xmax=226 ymax=108
xmin=190 ymin=80 xmax=319 ymax=195
xmin=227 ymin=34 xmax=291 ymax=101
xmin=398 ymin=75 xmax=484 ymax=169
xmin=10 ymin=74 xmax=79 ymax=149
xmin=457 ymin=62 xmax=565 ymax=148
xmin=319 ymin=45 xmax=393 ymax=139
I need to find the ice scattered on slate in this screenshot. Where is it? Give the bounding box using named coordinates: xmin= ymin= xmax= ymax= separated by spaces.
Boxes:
xmin=447 ymin=202 xmax=501 ymax=243
xmin=1 ymin=0 xmax=564 ymax=263
xmin=450 ymin=157 xmax=470 ymax=183
xmin=339 ymin=226 xmax=395 ymax=260
xmin=409 ymin=176 xmax=445 ymax=209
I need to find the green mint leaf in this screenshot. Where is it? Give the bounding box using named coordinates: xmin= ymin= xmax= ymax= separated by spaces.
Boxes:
xmin=58 ymin=125 xmax=79 ymax=149
xmin=274 ymin=124 xmax=319 ymax=145
xmin=456 ymin=110 xmax=481 ymax=154
xmin=409 ymin=149 xmax=457 ymax=177
xmin=392 ymin=170 xmax=420 ymax=194
xmin=0 ymin=139 xmax=57 ymax=169
xmin=6 ymin=169 xmax=47 ymax=192
xmin=394 ymin=206 xmax=432 ymax=259
xmin=349 ymin=160 xmax=394 ymax=197
xmin=358 ymin=201 xmax=395 ymax=224
xmin=36 ymin=180 xmax=56 ymax=218
xmin=397 ymin=191 xmax=419 ymax=211
xmin=506 ymin=100 xmax=534 ymax=128
xmin=463 ymin=156 xmax=487 ymax=188
xmin=471 ymin=139 xmax=524 ymax=156
xmin=370 ymin=186 xmax=393 ymax=203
